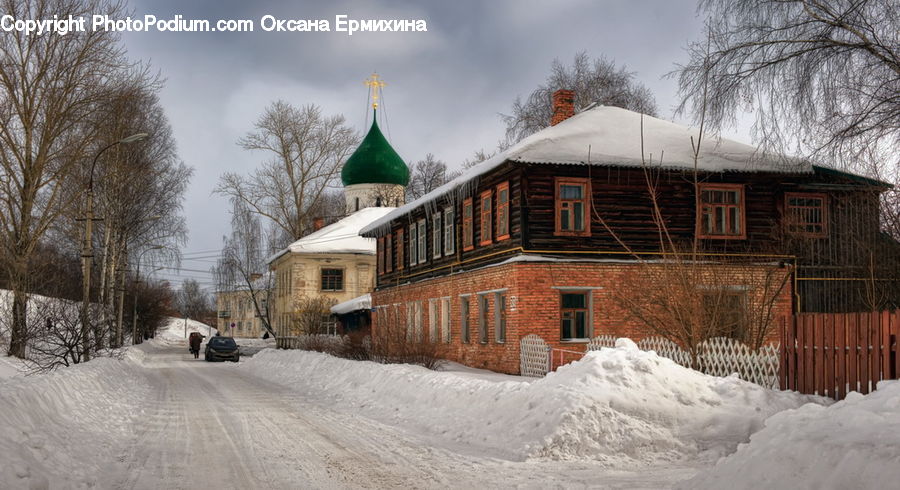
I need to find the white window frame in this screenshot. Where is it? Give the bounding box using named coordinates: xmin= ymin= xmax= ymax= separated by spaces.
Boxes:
xmin=429 ymin=298 xmax=439 ymax=342
xmin=417 ymin=219 xmax=427 ymax=264
xmin=415 ymin=300 xmax=424 ymax=342
xmin=406 ymin=301 xmax=415 ymax=341
xmin=444 ymin=207 xmax=455 ymax=255
xmin=441 ymin=297 xmax=451 ymax=343
xmin=494 ymin=292 xmax=506 ymax=343
xmin=477 ymin=293 xmax=489 ymax=343
xmin=432 ymin=213 xmax=442 ymax=259
xmin=409 ymin=225 xmax=417 ymax=265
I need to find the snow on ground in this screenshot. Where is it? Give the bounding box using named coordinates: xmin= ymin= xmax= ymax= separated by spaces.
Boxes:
xmin=683 ymin=379 xmax=900 ymax=490
xmin=156 ymin=316 xmax=217 ymax=342
xmin=5 ymin=330 xmax=874 ymax=489
xmin=241 ymin=338 xmax=820 ymax=466
xmin=0 ymin=354 xmax=153 ymax=489
xmin=0 ymin=354 xmax=25 ymax=379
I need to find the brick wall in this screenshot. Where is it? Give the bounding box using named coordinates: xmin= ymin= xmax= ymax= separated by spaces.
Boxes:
xmin=372 ymin=259 xmax=793 ymax=374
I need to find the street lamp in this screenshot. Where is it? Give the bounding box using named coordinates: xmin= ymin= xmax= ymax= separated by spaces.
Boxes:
xmin=81 ymin=132 xmax=149 ymax=361
xmin=132 ymin=246 xmax=164 ymax=345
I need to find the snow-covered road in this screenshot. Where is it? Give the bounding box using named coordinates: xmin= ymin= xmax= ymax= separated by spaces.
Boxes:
xmin=3 ymin=317 xmax=895 ymax=489
xmin=110 ymin=341 xmax=422 ymax=489
xmin=106 ymin=341 xmax=695 ymax=489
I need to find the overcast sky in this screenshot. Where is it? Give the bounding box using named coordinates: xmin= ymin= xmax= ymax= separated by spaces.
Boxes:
xmin=121 ymin=0 xmax=737 ymax=290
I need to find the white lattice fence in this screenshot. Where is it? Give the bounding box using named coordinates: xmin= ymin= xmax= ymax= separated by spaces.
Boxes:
xmin=585 ymin=335 xmax=780 ymax=389
xmin=698 ymin=338 xmax=781 ymax=389
xmin=636 ymin=337 xmax=693 ymax=367
xmin=520 ymin=334 xmax=550 ymax=377
xmin=586 ymin=335 xmax=617 ymax=350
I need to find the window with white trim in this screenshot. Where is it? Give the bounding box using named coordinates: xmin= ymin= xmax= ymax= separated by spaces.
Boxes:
xmin=409 ymin=225 xmax=417 ymax=265
xmin=478 ymin=294 xmax=489 ymax=343
xmin=461 ymin=296 xmax=470 ymax=343
xmin=441 ymin=297 xmax=451 ymax=343
xmin=406 ymin=301 xmax=415 ymax=341
xmin=494 ymin=292 xmax=506 ymax=343
xmin=429 ymin=298 xmax=439 ymax=342
xmin=444 ymin=208 xmax=455 ymax=255
xmin=417 ymin=219 xmax=427 ymax=264
xmin=414 ymin=300 xmax=424 ymax=342
xmin=432 ymin=213 xmax=442 ymax=259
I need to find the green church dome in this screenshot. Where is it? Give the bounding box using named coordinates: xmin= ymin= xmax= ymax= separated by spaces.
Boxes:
xmin=342 ymin=113 xmax=409 ymax=187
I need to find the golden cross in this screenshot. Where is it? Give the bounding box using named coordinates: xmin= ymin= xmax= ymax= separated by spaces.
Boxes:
xmin=365 ymin=73 xmax=386 ymax=109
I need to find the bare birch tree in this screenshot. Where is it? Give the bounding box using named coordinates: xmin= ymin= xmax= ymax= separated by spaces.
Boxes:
xmin=674 ymin=0 xmax=899 ymax=172
xmin=0 ymin=0 xmax=137 ymax=357
xmin=212 ymin=201 xmax=275 ymax=337
xmin=215 ymin=101 xmax=359 ymax=241
xmin=176 ymin=279 xmax=211 ymax=321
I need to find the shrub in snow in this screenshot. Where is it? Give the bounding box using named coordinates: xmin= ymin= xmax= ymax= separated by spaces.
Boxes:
xmin=682 ymin=380 xmax=900 ymax=489
xmin=242 ymin=337 xmax=820 ymax=465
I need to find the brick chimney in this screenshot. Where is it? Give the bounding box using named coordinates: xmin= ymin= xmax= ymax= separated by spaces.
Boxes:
xmin=551 ymin=89 xmax=575 ymax=126
xmin=313 ymin=217 xmax=325 ymax=231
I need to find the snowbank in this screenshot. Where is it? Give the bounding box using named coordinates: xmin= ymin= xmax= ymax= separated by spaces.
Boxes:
xmin=0 ymin=356 xmax=152 ymax=489
xmin=242 ymin=338 xmax=820 ymax=465
xmin=156 ymin=316 xmax=216 ymax=343
xmin=0 ymin=354 xmax=24 ymax=379
xmin=683 ymin=380 xmax=900 ymax=489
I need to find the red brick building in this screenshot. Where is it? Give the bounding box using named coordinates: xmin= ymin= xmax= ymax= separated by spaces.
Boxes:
xmin=360 ymin=91 xmax=892 ymax=374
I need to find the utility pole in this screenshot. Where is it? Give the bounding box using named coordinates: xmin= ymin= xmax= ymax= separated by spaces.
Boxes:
xmin=115 ymin=261 xmax=126 ymax=348
xmin=81 ymin=133 xmax=148 ymax=361
xmin=80 ymin=188 xmax=95 ymax=362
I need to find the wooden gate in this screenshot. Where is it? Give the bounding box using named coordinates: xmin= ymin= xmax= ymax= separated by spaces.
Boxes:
xmin=782 ymin=311 xmax=900 ymax=400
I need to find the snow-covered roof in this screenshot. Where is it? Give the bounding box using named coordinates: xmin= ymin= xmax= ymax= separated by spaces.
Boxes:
xmin=361 ymin=105 xmax=811 ymax=236
xmin=331 ymin=293 xmax=372 ymax=315
xmin=267 ymin=207 xmax=395 ymax=264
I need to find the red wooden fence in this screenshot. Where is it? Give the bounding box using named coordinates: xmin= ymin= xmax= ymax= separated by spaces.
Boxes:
xmin=781 ymin=311 xmax=900 ymax=400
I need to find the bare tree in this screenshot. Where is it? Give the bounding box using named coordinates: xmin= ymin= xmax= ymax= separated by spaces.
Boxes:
xmin=212 ymin=201 xmax=275 ymax=337
xmin=215 ymin=101 xmax=359 ymax=241
xmin=503 ymin=52 xmax=658 ymax=143
xmin=406 ymin=154 xmax=461 ymax=200
xmin=176 ymin=279 xmax=211 ymax=321
xmin=674 ymin=0 xmax=899 ymax=172
xmin=76 ymin=82 xmax=190 ymax=350
xmin=0 ymin=0 xmax=137 ymax=358
xmin=291 ymin=296 xmax=338 ymax=336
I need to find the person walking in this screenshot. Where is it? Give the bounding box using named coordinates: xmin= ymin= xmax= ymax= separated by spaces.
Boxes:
xmin=189 ymin=332 xmax=204 ymax=359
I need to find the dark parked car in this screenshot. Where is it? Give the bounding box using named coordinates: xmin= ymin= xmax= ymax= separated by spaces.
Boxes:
xmin=205 ymin=337 xmax=240 ymax=362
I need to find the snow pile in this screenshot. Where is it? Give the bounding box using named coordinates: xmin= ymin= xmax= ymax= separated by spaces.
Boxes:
xmin=0 ymin=357 xmax=152 ymax=489
xmin=683 ymin=380 xmax=900 ymax=489
xmin=0 ymin=354 xmax=24 ymax=379
xmin=155 ymin=316 xmax=216 ymax=343
xmin=242 ymin=338 xmax=819 ymax=465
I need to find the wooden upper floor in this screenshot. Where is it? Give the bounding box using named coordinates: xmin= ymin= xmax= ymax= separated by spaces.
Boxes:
xmin=365 ymin=161 xmax=890 ymax=288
